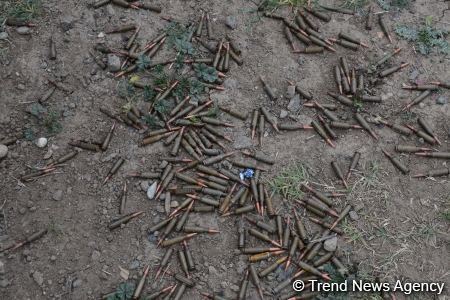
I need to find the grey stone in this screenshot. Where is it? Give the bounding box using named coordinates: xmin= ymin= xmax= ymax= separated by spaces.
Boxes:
xmin=170 ymin=201 xmax=179 ymax=208
xmin=140 ymin=181 xmax=150 ymax=192
xmin=323 ymin=236 xmax=338 ymax=252
xmin=91 ymin=250 xmax=101 ymax=261
xmin=35 ymin=137 xmax=48 ymax=148
xmin=208 ymin=266 xmax=217 ymax=275
xmin=106 ymin=4 xmax=115 ymax=15
xmin=225 ymin=16 xmax=237 ymax=29
xmin=146 ymin=182 xmax=157 ymax=200
xmin=230 ymin=284 xmax=240 ymax=292
xmin=286 ymin=85 xmax=296 ymax=98
xmin=409 ymin=70 xmax=420 ymax=80
xmin=287 ymin=94 xmax=301 ymax=112
xmin=52 ymin=190 xmax=63 ymax=201
xmin=60 ymin=18 xmax=74 ymax=32
xmin=349 ymin=210 xmax=359 ymax=220
xmin=33 ymin=271 xmax=44 ymax=286
xmin=159 ymin=160 xmax=168 ymax=169
xmin=17 ymin=83 xmax=25 ymax=90
xmin=16 ymin=27 xmax=31 ymax=35
xmin=72 ymin=278 xmax=82 ymax=288
xmin=279 ymin=110 xmax=288 ymax=119
xmin=0 ymin=279 xmax=9 ymax=288
xmin=0 ymin=145 xmax=8 ymax=159
xmin=107 ymin=54 xmax=121 ymax=72
xmin=436 ymin=96 xmax=448 ymax=105
xmin=129 ymin=260 xmax=140 ymax=270
xmin=0 ymin=32 xmax=8 ymax=40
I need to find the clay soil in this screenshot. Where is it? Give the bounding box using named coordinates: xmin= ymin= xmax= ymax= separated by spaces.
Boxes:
xmin=0 ymin=0 xmax=449 ymax=299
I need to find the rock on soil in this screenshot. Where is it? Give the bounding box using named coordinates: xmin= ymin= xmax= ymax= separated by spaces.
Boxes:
xmin=287 ymin=95 xmax=301 ymax=112
xmin=146 ymin=182 xmax=157 ymax=200
xmin=107 ymin=54 xmax=121 ymax=72
xmin=16 ymin=27 xmax=31 ymax=35
xmin=225 ymin=16 xmax=237 ymax=29
xmin=35 ymin=137 xmax=48 ymax=148
xmin=436 ymin=96 xmax=448 ymax=105
xmin=0 ymin=144 xmax=8 ymax=159
xmin=52 ymin=190 xmax=63 ymax=201
xmin=32 ymin=271 xmax=44 ymax=286
xmin=279 ymin=110 xmax=288 ymax=119
xmin=324 ymin=236 xmax=338 ymax=252
xmin=286 ymin=85 xmax=296 ymax=98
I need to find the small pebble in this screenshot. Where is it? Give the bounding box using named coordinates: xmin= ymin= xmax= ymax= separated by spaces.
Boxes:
xmin=72 ymin=278 xmax=82 ymax=288
xmin=436 ymin=96 xmax=448 ymax=105
xmin=0 ymin=144 xmax=8 ymax=159
xmin=52 ymin=190 xmax=63 ymax=201
xmin=107 ymin=54 xmax=121 ymax=72
xmin=225 ymin=16 xmax=237 ymax=30
xmin=32 ymin=271 xmax=44 ymax=286
xmin=323 ymin=236 xmax=338 ymax=252
xmin=0 ymin=32 xmax=8 ymax=40
xmin=286 ymin=85 xmax=296 ymax=98
xmin=146 ymin=182 xmax=157 ymax=200
xmin=140 ymin=181 xmax=150 ymax=192
xmin=287 ymin=95 xmax=301 ymax=112
xmin=16 ymin=26 xmax=31 ymax=35
xmin=349 ymin=210 xmax=359 ymax=220
xmin=279 ymin=110 xmax=288 ymax=119
xmin=35 ymin=137 xmax=48 ymax=148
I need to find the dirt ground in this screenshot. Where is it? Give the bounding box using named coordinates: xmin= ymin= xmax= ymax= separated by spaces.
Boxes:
xmin=0 ymin=0 xmax=449 ymax=299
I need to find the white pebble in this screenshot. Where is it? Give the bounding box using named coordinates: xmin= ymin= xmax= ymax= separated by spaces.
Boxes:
xmin=35 ymin=137 xmax=48 ymax=148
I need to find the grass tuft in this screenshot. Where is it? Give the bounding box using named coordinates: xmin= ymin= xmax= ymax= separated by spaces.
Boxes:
xmin=342 ymin=0 xmax=368 ymax=10
xmin=0 ymin=0 xmax=41 ymax=22
xmin=268 ymin=163 xmax=309 ymax=199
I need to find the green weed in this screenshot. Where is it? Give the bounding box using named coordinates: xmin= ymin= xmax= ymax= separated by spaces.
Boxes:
xmin=194 ymin=63 xmax=218 ymax=83
xmin=377 ymin=0 xmax=410 ymax=10
xmin=43 ymin=110 xmax=62 ymax=134
xmin=342 ymin=0 xmax=368 ymax=10
xmin=23 ymin=128 xmax=35 ymax=141
xmin=395 ymin=21 xmax=449 ymax=55
xmin=136 ymin=54 xmax=151 ymax=71
xmin=268 ymin=163 xmax=309 ymax=199
xmin=1 ymin=0 xmax=41 ymax=22
xmin=106 ymin=282 xmax=135 ymax=300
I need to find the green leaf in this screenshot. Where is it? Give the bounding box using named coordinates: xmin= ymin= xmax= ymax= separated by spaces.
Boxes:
xmin=143 ymin=86 xmax=156 ymax=102
xmin=425 ymin=15 xmax=433 ymax=26
xmin=137 ymin=54 xmax=151 ymax=71
xmin=23 ymin=128 xmax=35 ymax=141
xmin=194 ymin=63 xmax=218 ymax=83
xmin=29 ymin=103 xmax=46 ymax=119
xmin=106 ymin=295 xmax=118 ymax=300
xmin=174 ymin=38 xmax=195 ymax=55
xmin=395 ymin=25 xmax=418 ymax=41
xmin=115 ymin=282 xmax=135 ymax=300
xmin=189 ymin=79 xmax=204 ymax=102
